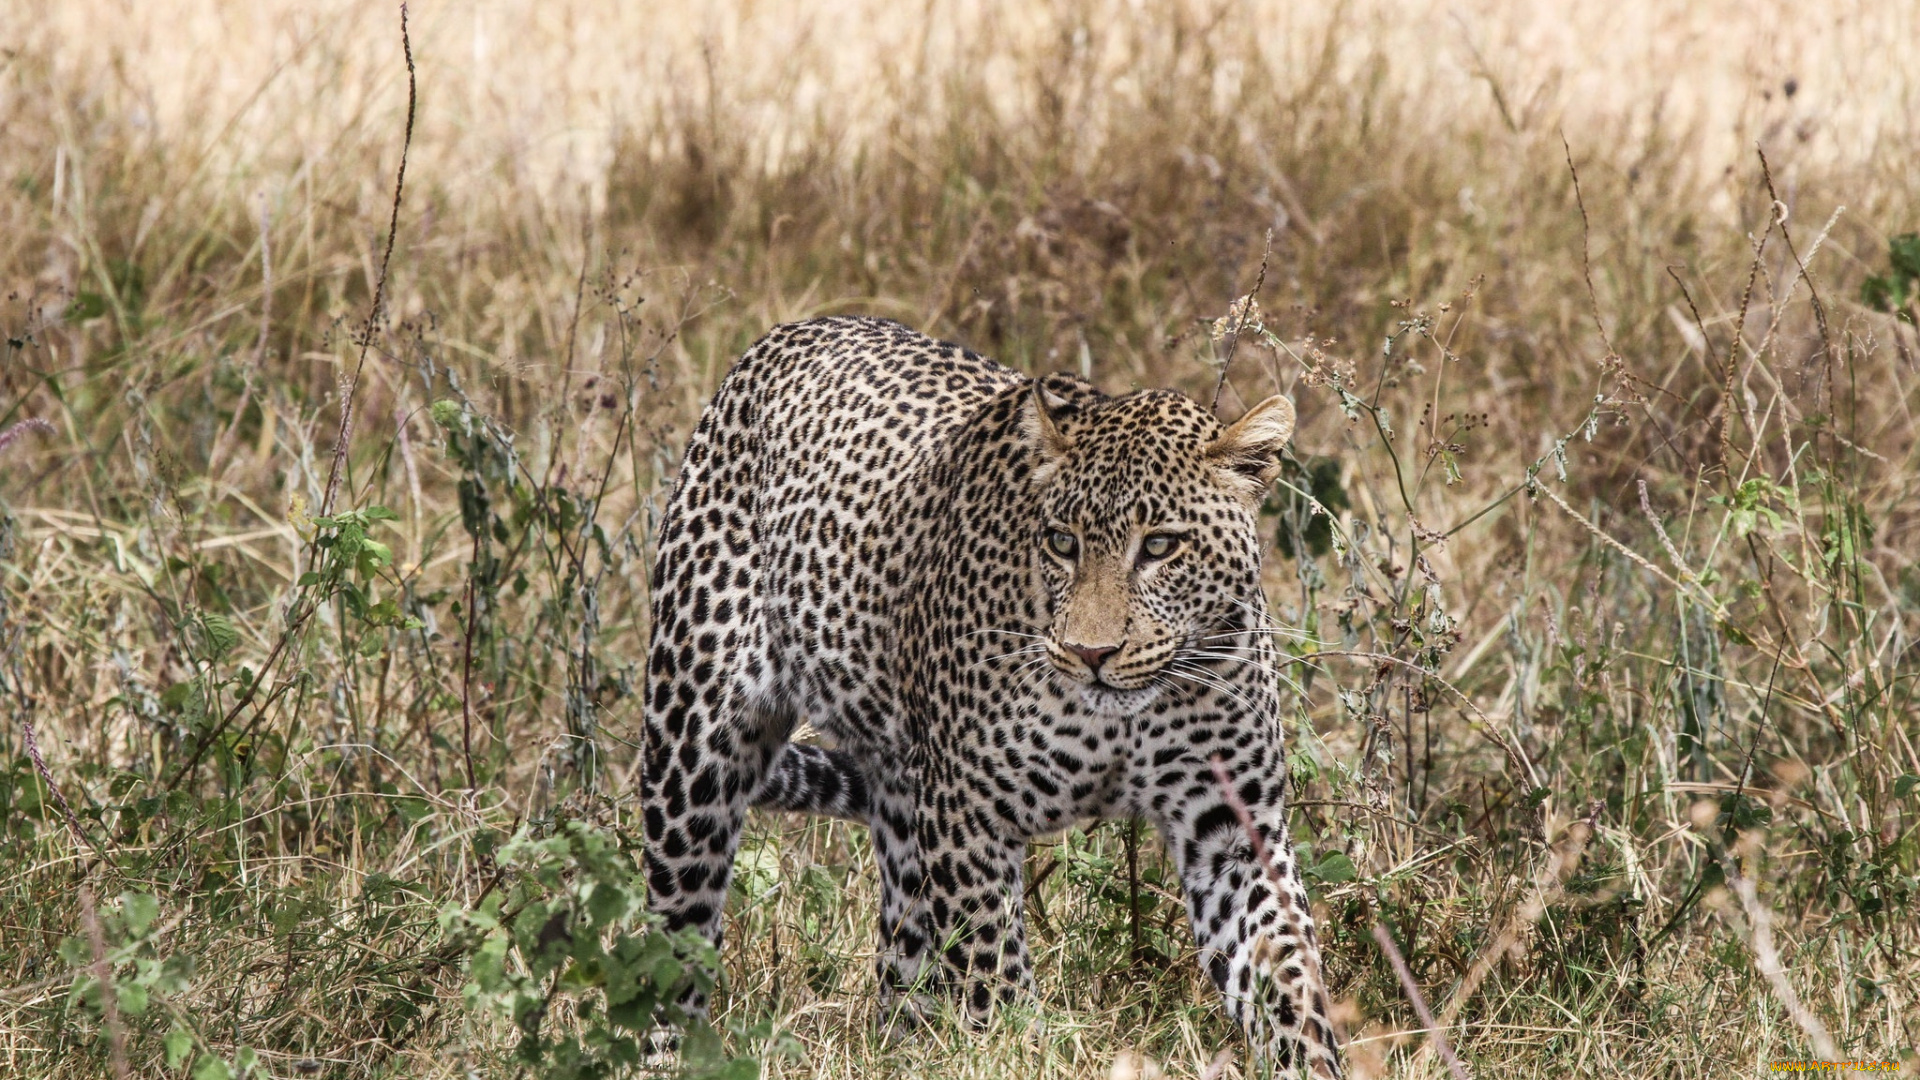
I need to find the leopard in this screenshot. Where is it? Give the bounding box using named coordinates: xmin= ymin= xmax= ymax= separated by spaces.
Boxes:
xmin=638 ymin=315 xmax=1341 ymax=1076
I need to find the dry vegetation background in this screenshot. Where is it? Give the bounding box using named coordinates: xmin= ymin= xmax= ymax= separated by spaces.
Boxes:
xmin=3 ymin=0 xmax=1920 ymax=1076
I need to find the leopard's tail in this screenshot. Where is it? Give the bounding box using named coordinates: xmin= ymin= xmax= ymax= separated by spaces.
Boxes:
xmin=752 ymin=742 xmax=870 ymax=822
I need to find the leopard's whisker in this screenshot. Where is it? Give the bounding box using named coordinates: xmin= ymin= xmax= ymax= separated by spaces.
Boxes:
xmin=1163 ymin=662 xmax=1263 ymax=716
xmin=970 ymin=644 xmax=1050 ymax=669
xmin=1186 ymin=638 xmax=1324 ymax=685
xmin=1179 ymin=650 xmax=1311 ymax=698
xmin=1199 ymin=624 xmax=1318 ymax=645
xmin=962 ymin=627 xmax=1048 ymax=641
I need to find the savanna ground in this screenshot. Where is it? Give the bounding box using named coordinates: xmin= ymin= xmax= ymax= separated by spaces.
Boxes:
xmin=3 ymin=0 xmax=1919 ymax=1076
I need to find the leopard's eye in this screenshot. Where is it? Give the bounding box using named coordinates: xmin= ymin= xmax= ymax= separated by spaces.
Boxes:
xmin=1046 ymin=529 xmax=1079 ymax=559
xmin=1141 ymin=533 xmax=1180 ymax=560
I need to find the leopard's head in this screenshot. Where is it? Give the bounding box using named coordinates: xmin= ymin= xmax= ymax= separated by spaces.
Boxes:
xmin=1025 ymin=378 xmax=1294 ymax=711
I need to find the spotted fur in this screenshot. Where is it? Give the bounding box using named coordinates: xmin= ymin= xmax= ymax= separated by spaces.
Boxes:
xmin=639 ymin=316 xmax=1340 ymax=1075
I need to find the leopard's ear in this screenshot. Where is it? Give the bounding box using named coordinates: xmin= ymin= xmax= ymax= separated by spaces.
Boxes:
xmin=1205 ymin=394 xmax=1295 ymax=495
xmin=1025 ymin=380 xmax=1074 ymax=461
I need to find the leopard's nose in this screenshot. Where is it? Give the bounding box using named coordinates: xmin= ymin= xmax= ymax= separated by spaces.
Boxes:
xmin=1066 ymin=642 xmax=1120 ymax=672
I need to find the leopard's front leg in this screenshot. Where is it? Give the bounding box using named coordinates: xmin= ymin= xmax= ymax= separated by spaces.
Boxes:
xmin=871 ymin=772 xmax=1033 ymax=1033
xmin=1155 ymin=746 xmax=1342 ymax=1078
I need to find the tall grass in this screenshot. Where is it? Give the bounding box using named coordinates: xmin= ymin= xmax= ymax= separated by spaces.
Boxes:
xmin=2 ymin=0 xmax=1917 ymax=1076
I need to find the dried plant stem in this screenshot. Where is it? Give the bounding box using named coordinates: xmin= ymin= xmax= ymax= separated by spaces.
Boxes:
xmin=78 ymin=886 xmax=130 ymax=1080
xmin=22 ymin=717 xmax=92 ymax=852
xmin=1207 ymin=755 xmax=1287 ymax=891
xmin=1204 ymin=755 xmax=1345 ymax=1074
xmin=166 ymin=2 xmax=416 ymax=787
xmin=1210 ymin=229 xmax=1272 ymax=412
xmin=1756 ymin=148 xmax=1833 ymax=357
xmin=1533 ymin=483 xmax=1712 ymax=616
xmin=1664 ymin=266 xmax=1737 ymax=471
xmin=1373 ymin=921 xmax=1470 ymax=1080
xmin=1561 ymin=133 xmax=1615 ymax=359
xmin=1727 ymin=868 xmax=1840 ymax=1059
xmin=1299 ymin=649 xmax=1539 ymax=791
xmin=0 ymin=417 xmax=56 ymax=457
xmin=323 ymin=1 xmax=415 ymax=518
xmin=460 ymin=530 xmax=481 ymax=791
xmin=1416 ymin=804 xmax=1599 ymax=1074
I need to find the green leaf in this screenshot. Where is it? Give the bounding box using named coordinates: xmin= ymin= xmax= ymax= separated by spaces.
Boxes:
xmin=1889 ymin=232 xmax=1920 ymax=279
xmin=605 ymin=989 xmax=658 ymax=1030
xmin=1309 ymin=852 xmax=1356 ymax=884
xmin=164 ymin=1026 xmax=194 ymax=1069
xmin=69 ymin=291 xmax=109 ymax=321
xmin=358 ymin=538 xmax=393 ymax=575
xmin=120 ymin=892 xmax=160 ymax=937
xmin=198 ymin=613 xmax=240 ymax=659
xmin=192 ymin=1054 xmax=233 ymax=1080
xmin=1895 ymin=774 xmax=1920 ymax=800
xmin=158 ymin=952 xmax=197 ymax=992
xmin=587 ymin=881 xmax=627 ymax=929
xmin=117 ymin=982 xmax=149 ymax=1016
xmin=430 ymin=399 xmax=464 ymax=428
xmin=1863 ymin=233 xmax=1920 ymax=316
xmin=392 ymin=795 xmax=431 ymax=825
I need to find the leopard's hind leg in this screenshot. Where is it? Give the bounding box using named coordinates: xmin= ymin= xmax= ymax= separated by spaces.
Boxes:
xmin=638 ymin=383 xmax=793 ymax=1017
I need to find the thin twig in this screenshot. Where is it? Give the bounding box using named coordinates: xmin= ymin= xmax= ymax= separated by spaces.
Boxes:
xmin=1210 ymin=229 xmax=1273 ymax=411
xmin=460 ymin=530 xmax=481 ymax=791
xmin=1636 ymin=480 xmax=1694 ymax=579
xmin=1561 ymin=134 xmax=1615 ymax=359
xmin=1726 ymin=206 xmax=1772 ymax=463
xmin=1207 ymin=756 xmax=1287 ymax=892
xmin=22 ymin=717 xmax=94 ymax=853
xmin=167 ymin=3 xmax=416 ymax=787
xmin=1727 ymin=867 xmax=1840 ymax=1059
xmin=1756 ymin=148 xmax=1832 ymax=360
xmin=1532 ymin=484 xmax=1712 ymax=617
xmin=322 ymin=1 xmax=416 ymax=517
xmin=255 ymin=190 xmax=274 ymax=364
xmin=1372 ymin=921 xmax=1470 ymax=1080
xmin=1664 ymin=265 xmax=1734 ymax=472
xmin=78 ymin=886 xmax=130 ymax=1080
xmin=1291 ymin=649 xmax=1540 ymax=791
xmin=1206 ymin=756 xmax=1341 ymax=1074
xmin=1419 ymin=802 xmax=1600 ymax=1072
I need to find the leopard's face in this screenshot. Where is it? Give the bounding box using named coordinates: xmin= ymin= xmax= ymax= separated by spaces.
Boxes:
xmin=1025 ymin=385 xmax=1295 ymax=714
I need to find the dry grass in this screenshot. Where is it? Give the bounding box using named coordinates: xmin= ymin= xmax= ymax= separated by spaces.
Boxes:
xmin=3 ymin=0 xmax=1919 ymax=1076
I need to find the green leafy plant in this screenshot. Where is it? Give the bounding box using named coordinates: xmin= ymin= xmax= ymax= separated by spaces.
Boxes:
xmin=61 ymin=891 xmax=262 ymax=1079
xmin=63 ymin=892 xmax=189 ymax=1026
xmin=304 ymin=505 xmax=423 ymax=639
xmin=1861 ymin=232 xmax=1920 ymax=320
xmin=443 ymin=820 xmax=789 ymax=1079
